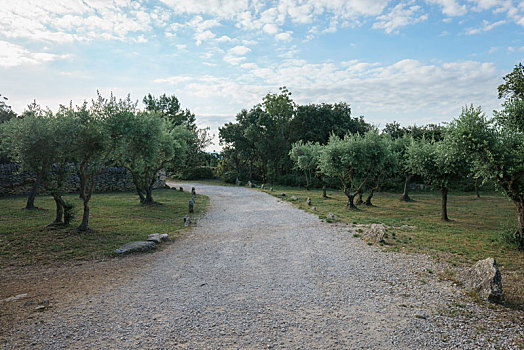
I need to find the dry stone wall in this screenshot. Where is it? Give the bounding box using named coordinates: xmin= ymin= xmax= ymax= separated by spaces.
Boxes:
xmin=0 ymin=163 xmax=166 ymax=197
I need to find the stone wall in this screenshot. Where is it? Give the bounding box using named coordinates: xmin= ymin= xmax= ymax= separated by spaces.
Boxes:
xmin=0 ymin=164 xmax=166 ymax=197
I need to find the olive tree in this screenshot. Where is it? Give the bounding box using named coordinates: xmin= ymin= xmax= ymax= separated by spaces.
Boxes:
xmin=67 ymin=94 xmax=134 ymax=231
xmin=392 ymin=134 xmax=415 ymax=201
xmin=449 ymin=105 xmax=524 ymax=248
xmin=319 ymin=131 xmax=388 ymax=209
xmin=405 ymin=136 xmax=467 ymax=221
xmin=117 ymin=111 xmax=187 ymax=204
xmin=0 ymin=103 xmax=55 ymax=209
xmin=364 ymin=135 xmax=396 ymax=206
xmin=289 ymin=141 xmax=321 ymax=191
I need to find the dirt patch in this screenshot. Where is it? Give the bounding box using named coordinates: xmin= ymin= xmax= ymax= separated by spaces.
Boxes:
xmin=0 ymin=244 xmax=169 ymax=340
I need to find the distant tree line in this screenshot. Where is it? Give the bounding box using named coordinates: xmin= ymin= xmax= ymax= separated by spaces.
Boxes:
xmin=0 ymin=92 xmax=210 ymax=232
xmin=219 ymin=64 xmax=524 ymax=249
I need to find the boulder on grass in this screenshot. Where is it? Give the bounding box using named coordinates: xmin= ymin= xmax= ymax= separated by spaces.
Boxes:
xmin=159 ymin=233 xmax=169 ymax=241
xmin=463 ymin=257 xmax=503 ymax=303
xmin=290 ymin=196 xmax=298 ymax=201
xmin=363 ymin=224 xmax=386 ymax=244
xmin=115 ymin=241 xmax=156 ymax=254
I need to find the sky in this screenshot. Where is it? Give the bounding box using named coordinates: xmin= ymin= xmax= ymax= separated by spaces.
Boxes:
xmin=1 ymin=0 xmax=523 ymax=151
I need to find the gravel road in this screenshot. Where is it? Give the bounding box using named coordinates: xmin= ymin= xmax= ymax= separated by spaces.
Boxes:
xmin=2 ymin=184 xmax=523 ymax=349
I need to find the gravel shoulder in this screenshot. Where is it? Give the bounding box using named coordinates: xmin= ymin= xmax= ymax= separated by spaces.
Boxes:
xmin=1 ymin=183 xmax=523 ymax=349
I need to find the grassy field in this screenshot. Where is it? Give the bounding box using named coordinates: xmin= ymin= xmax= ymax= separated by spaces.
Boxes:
xmin=0 ymin=188 xmax=208 ymax=267
xmin=260 ymin=184 xmax=523 ymax=309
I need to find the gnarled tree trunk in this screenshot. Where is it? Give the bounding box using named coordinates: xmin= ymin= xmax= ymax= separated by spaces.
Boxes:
xmin=143 ymin=184 xmax=155 ymax=205
xmin=365 ymin=183 xmax=380 ymax=206
xmin=474 ymin=177 xmax=480 ymax=198
xmin=79 ymin=199 xmax=90 ymax=231
xmin=400 ymin=174 xmax=413 ymax=202
xmin=344 ymin=187 xmax=358 ymax=210
xmin=51 ymin=193 xmax=64 ymax=224
xmin=441 ymin=186 xmax=449 ymax=222
xmin=78 ymin=169 xmax=95 ymax=232
xmin=355 ymin=190 xmax=363 ymax=205
xmin=322 ymin=184 xmax=327 ymax=198
xmin=25 ymin=171 xmax=43 ymax=209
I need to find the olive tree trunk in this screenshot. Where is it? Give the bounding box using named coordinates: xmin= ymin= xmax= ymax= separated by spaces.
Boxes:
xmin=79 ymin=199 xmax=90 ymax=231
xmin=355 ymin=190 xmax=363 ymax=205
xmin=441 ymin=186 xmax=449 ymax=222
xmin=344 ymin=187 xmax=358 ymax=210
xmin=400 ymin=174 xmax=413 ymax=202
xmin=365 ymin=183 xmax=380 ymax=206
xmin=322 ymin=184 xmax=327 ymax=198
xmin=78 ymin=168 xmax=95 ymax=232
xmin=51 ymin=193 xmax=64 ymax=224
xmin=25 ymin=171 xmax=43 ymax=209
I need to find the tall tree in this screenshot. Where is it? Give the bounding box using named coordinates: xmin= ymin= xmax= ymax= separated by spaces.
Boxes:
xmin=289 ymin=103 xmax=370 ymax=144
xmin=0 ymin=94 xmax=16 ymax=123
xmin=143 ymin=93 xmax=196 ymax=129
xmin=498 ymin=62 xmax=524 ymax=101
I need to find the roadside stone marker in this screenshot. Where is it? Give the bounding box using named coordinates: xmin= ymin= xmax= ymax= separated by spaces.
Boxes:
xmin=463 ymin=257 xmax=503 ymax=303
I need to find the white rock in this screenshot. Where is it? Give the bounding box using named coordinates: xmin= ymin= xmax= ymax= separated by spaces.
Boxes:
xmin=115 ymin=241 xmax=156 ymax=254
xmin=363 ymin=224 xmax=386 ymax=244
xmin=147 ymin=233 xmax=162 ymax=244
xmin=463 ymin=257 xmax=503 ymax=303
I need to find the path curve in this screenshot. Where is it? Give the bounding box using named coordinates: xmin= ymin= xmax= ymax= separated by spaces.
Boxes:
xmin=2 ymin=184 xmax=523 ymax=349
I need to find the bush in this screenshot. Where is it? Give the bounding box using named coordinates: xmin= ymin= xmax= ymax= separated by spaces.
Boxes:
xmin=497 ymin=223 xmax=519 ymax=247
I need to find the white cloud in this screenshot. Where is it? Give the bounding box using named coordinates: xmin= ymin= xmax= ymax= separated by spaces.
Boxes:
xmin=275 ymin=32 xmax=293 ymax=41
xmin=158 ymin=58 xmax=500 ymax=124
xmin=466 ymin=19 xmax=506 ymax=34
xmin=263 ymin=23 xmax=280 ymax=34
xmin=153 ymin=76 xmax=194 ymax=84
xmin=194 ymin=30 xmax=216 ymax=45
xmin=228 ymin=45 xmax=251 ymax=55
xmin=159 ymin=0 xmax=249 ymax=18
xmin=217 ymin=35 xmax=233 ymax=42
xmin=223 ymin=55 xmax=247 ymax=65
xmin=0 ymin=0 xmax=155 ymax=43
xmin=426 ymin=0 xmax=468 ymax=16
xmin=373 ymin=3 xmax=428 ymax=34
xmin=0 ymin=40 xmax=70 ymax=67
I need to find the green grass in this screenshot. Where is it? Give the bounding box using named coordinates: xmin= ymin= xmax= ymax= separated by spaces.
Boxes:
xmin=0 ymin=188 xmax=208 ymax=266
xmin=260 ymin=184 xmax=524 ymax=309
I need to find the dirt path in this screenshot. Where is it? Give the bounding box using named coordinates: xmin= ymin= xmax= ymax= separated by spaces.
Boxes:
xmin=1 ymin=183 xmax=523 ymax=349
